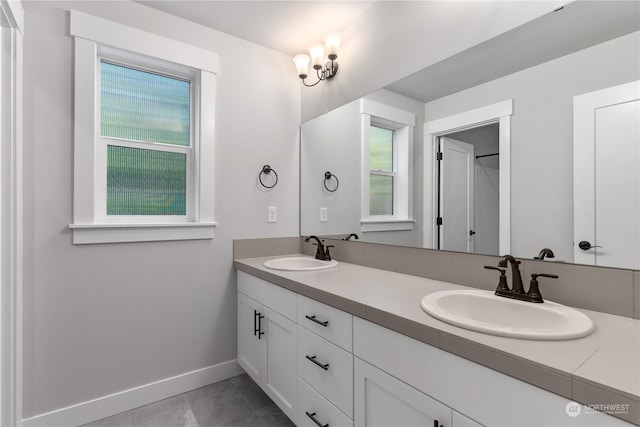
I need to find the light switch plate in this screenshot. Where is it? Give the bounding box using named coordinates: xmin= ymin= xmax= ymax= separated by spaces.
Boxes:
xmin=320 ymin=207 xmax=328 ymax=222
xmin=268 ymin=206 xmax=277 ymax=223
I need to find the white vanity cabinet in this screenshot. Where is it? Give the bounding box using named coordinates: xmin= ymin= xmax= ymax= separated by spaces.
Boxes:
xmin=237 ymin=272 xmax=298 ymax=423
xmin=237 ymin=270 xmax=630 ymax=427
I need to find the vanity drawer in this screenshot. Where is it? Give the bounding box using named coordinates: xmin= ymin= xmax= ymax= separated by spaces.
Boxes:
xmin=298 ymin=295 xmax=353 ymax=351
xmin=298 ymin=377 xmax=353 ymax=427
xmin=298 ymin=326 xmax=353 ymax=418
xmin=237 ymin=271 xmax=296 ymax=321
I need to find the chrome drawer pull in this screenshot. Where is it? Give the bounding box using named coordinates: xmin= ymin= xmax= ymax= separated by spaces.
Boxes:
xmin=305 ymin=355 xmax=330 ymax=371
xmin=305 ymin=411 xmax=329 ymax=427
xmin=305 ymin=315 xmax=329 ymax=327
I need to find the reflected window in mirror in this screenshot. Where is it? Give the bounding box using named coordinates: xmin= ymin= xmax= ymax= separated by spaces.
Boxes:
xmin=361 ymin=100 xmax=416 ymax=232
xmin=369 ymin=125 xmax=395 ymax=215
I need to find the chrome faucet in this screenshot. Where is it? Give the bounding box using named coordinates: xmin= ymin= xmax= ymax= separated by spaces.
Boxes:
xmin=304 ymin=235 xmax=333 ymax=261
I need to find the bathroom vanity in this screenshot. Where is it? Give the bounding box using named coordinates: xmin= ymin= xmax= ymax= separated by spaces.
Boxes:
xmin=235 ymin=255 xmax=639 ymax=426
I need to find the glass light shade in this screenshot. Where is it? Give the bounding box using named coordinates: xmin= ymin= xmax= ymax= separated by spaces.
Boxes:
xmin=293 ymin=54 xmax=310 ymax=79
xmin=308 ymin=43 xmax=326 ymax=70
xmin=325 ymin=33 xmax=341 ymax=60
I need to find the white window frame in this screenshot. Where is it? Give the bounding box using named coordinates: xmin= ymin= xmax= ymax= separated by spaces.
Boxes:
xmin=360 ymin=99 xmax=415 ymax=232
xmin=68 ymin=11 xmax=218 ymax=244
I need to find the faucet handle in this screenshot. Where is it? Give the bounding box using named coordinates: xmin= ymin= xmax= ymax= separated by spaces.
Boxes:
xmin=527 ymin=273 xmax=558 ymax=302
xmin=484 ymin=266 xmax=509 ymax=292
xmin=325 ymin=245 xmax=334 ymax=261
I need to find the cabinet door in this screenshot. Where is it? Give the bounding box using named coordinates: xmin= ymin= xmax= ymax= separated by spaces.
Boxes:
xmin=354 ymin=358 xmax=451 ymax=427
xmin=263 ymin=306 xmax=298 ymax=424
xmin=237 ymin=292 xmax=265 ymax=384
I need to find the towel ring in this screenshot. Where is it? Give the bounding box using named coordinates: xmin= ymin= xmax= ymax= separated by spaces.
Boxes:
xmin=259 ymin=165 xmax=278 ymax=189
xmin=324 ymin=171 xmax=339 ymax=192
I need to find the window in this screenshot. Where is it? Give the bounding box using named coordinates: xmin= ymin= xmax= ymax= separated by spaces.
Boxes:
xmin=99 ymin=61 xmax=192 ymax=220
xmin=369 ymin=125 xmax=396 ymax=216
xmin=69 ymin=11 xmax=218 ymax=244
xmin=360 ymin=100 xmax=415 ymax=232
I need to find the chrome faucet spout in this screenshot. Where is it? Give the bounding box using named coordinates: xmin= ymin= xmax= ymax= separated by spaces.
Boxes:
xmin=498 ymin=255 xmax=524 ymax=294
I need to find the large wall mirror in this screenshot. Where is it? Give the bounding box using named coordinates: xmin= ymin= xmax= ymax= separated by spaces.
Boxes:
xmin=300 ymin=1 xmax=640 ymax=269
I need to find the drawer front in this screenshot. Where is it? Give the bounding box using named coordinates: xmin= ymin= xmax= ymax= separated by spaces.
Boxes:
xmin=238 ymin=271 xmax=296 ymax=321
xmin=298 ymin=326 xmax=353 ymax=418
xmin=298 ymin=378 xmax=353 ymax=427
xmin=298 ymin=295 xmax=353 ymax=351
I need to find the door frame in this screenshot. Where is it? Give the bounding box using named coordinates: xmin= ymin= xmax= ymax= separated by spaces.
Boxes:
xmin=423 ymin=100 xmax=512 ymax=254
xmin=573 ymin=80 xmax=640 ymax=266
xmin=1 ymin=1 xmax=24 ymax=427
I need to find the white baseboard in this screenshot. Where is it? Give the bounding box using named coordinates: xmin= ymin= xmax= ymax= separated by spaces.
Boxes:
xmin=21 ymin=359 xmax=244 ymax=427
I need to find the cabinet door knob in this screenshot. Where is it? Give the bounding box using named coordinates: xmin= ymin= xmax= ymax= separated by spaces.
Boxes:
xmin=305 ymin=411 xmax=329 ymax=427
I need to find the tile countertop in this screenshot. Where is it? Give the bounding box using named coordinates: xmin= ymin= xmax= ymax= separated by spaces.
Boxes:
xmin=234 ymin=255 xmax=640 ymax=425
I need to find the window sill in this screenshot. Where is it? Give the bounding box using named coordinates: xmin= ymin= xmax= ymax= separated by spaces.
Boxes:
xmin=360 ymin=219 xmax=415 ymax=232
xmin=69 ymin=222 xmax=216 ymax=244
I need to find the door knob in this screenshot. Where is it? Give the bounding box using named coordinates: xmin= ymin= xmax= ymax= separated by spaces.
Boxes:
xmin=578 ymin=240 xmax=602 ymax=251
xmin=469 ymin=230 xmax=476 ymax=236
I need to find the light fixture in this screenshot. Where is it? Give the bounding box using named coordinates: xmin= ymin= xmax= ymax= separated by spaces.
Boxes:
xmin=293 ymin=33 xmax=341 ymax=87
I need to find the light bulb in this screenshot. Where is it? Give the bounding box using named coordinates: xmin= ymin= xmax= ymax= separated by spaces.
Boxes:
xmin=308 ymin=43 xmax=326 ymax=70
xmin=293 ymin=54 xmax=310 ymax=79
xmin=325 ymin=33 xmax=341 ymax=60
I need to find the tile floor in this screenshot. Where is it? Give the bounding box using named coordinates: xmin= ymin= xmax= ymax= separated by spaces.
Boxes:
xmin=80 ymin=374 xmax=295 ymax=427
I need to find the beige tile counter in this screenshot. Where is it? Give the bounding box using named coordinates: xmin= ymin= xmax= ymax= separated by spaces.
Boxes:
xmin=234 ymin=255 xmax=639 ymax=425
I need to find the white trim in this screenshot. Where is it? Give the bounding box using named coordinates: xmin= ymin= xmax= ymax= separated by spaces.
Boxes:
xmin=0 ymin=1 xmax=23 ymax=34
xmin=69 ymin=10 xmax=218 ymax=74
xmin=0 ymin=1 xmax=23 ymax=426
xmin=360 ymin=100 xmax=415 ymax=232
xmin=423 ymin=100 xmax=512 ymax=254
xmin=424 ymin=100 xmax=512 ymax=135
xmin=361 ymin=219 xmax=416 ymax=232
xmin=69 ymin=222 xmax=217 ymax=244
xmin=21 ymin=359 xmax=243 ymax=427
xmin=361 ymin=99 xmax=415 ymax=127
xmin=70 ymin=14 xmax=218 ymax=244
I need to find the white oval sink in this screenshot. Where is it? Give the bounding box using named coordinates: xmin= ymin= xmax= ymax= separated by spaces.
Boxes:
xmin=421 ymin=290 xmax=594 ymax=340
xmin=264 ymin=256 xmax=338 ymax=271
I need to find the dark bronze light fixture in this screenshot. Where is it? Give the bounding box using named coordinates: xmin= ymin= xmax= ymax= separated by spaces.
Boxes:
xmin=293 ymin=33 xmax=341 ymax=87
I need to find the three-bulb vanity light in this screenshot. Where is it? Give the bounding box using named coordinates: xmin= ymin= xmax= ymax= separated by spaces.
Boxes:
xmin=293 ymin=33 xmax=341 ymax=87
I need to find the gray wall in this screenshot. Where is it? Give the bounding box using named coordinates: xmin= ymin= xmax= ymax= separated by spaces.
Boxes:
xmin=301 ymin=89 xmax=424 ymax=247
xmin=424 ymin=32 xmax=640 ymax=261
xmin=300 ymin=1 xmax=560 ymax=122
xmin=22 ymin=1 xmax=300 ymax=418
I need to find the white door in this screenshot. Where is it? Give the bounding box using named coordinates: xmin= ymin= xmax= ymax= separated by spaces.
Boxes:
xmin=263 ymin=306 xmax=298 ymax=423
xmin=440 ymin=137 xmax=475 ymax=253
xmin=237 ymin=293 xmax=265 ymax=383
xmin=574 ymin=81 xmax=640 ymax=268
xmin=354 ymin=358 xmax=451 ymax=427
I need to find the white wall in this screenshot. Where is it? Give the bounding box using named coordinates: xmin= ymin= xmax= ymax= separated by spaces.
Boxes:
xmin=300 ymin=1 xmax=563 ymax=122
xmin=21 ymin=0 xmax=300 ymax=420
xmin=424 ymin=32 xmax=640 ymax=261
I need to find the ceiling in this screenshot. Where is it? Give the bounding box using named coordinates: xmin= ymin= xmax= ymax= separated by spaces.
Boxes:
xmin=135 ymin=1 xmax=639 ymax=104
xmin=135 ymin=1 xmax=375 ymax=56
xmin=386 ymin=0 xmax=640 ymax=102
